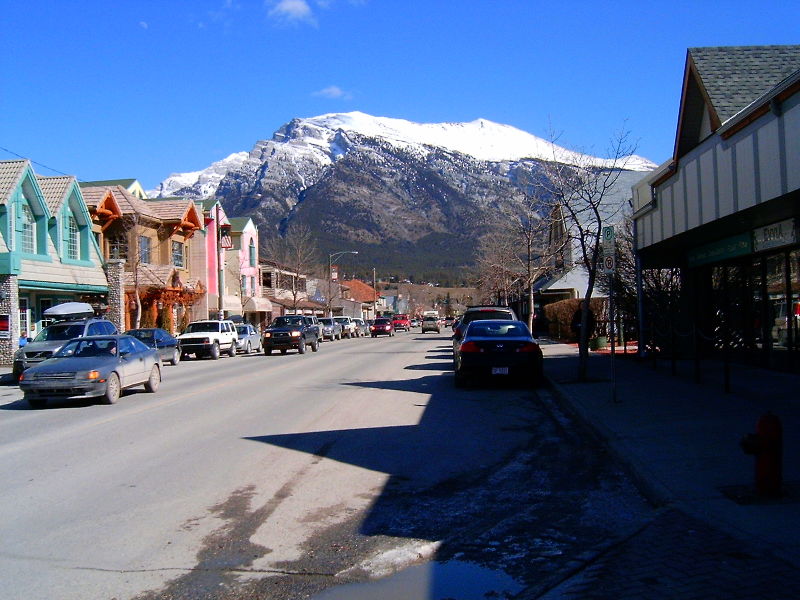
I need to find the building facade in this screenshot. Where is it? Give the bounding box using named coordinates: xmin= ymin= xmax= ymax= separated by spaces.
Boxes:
xmin=633 ymin=45 xmax=800 ymax=372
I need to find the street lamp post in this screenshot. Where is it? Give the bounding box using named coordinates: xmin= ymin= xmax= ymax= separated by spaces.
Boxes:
xmin=328 ymin=250 xmax=358 ymax=317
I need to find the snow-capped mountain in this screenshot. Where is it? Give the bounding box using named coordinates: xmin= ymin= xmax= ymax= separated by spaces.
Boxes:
xmin=148 ymin=112 xmax=655 ymax=279
xmin=147 ymin=112 xmax=654 ymax=199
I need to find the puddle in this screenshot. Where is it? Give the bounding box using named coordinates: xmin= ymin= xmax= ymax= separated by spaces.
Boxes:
xmin=312 ymin=559 xmax=523 ymax=600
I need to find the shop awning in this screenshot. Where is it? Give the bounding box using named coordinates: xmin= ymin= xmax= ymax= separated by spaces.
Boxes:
xmin=222 ymin=295 xmax=243 ymax=313
xmin=242 ymin=296 xmax=273 ymax=313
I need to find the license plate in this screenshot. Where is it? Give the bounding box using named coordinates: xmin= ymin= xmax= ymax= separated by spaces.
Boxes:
xmin=491 ymin=367 xmax=509 ymax=375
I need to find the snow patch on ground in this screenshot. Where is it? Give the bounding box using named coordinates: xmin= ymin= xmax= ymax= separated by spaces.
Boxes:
xmin=336 ymin=540 xmax=441 ymax=580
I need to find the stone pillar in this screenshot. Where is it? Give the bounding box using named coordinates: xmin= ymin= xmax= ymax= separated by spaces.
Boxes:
xmin=0 ymin=274 xmax=19 ymax=366
xmin=104 ymin=259 xmax=126 ymax=333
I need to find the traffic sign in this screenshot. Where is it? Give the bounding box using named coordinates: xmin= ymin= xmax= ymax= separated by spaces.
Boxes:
xmin=602 ymin=254 xmax=615 ymax=274
xmin=602 ymin=226 xmax=616 ymax=252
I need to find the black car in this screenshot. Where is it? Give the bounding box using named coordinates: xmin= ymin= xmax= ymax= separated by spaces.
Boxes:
xmin=369 ymin=318 xmax=394 ymax=337
xmin=452 ymin=305 xmax=518 ymax=350
xmin=126 ymin=328 xmax=182 ymax=365
xmin=262 ymin=315 xmax=320 ymax=355
xmin=453 ymin=319 xmax=542 ymax=388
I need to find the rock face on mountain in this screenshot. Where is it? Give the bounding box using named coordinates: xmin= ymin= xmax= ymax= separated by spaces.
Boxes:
xmin=149 ymin=112 xmax=654 ymax=280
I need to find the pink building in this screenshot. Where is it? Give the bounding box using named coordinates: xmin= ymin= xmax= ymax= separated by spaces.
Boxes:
xmin=226 ymin=217 xmax=272 ymax=328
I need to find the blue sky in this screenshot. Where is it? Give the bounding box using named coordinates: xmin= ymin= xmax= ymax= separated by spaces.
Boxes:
xmin=2 ymin=1 xmax=798 ymax=190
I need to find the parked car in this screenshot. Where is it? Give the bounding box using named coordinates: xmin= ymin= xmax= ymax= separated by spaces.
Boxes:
xmin=13 ymin=316 xmax=118 ymax=379
xmin=353 ymin=318 xmax=369 ymax=337
xmin=263 ymin=315 xmax=320 ymax=354
xmin=392 ymin=313 xmax=411 ymax=331
xmin=303 ymin=315 xmax=324 ymax=341
xmin=453 ymin=320 xmax=543 ymax=388
xmin=452 ymin=305 xmax=518 ymax=350
xmin=125 ymin=328 xmax=182 ymax=365
xmin=19 ymin=335 xmax=162 ymax=408
xmin=318 ymin=317 xmax=343 ymax=341
xmin=410 ymin=318 xmax=420 ymax=328
xmin=177 ymin=320 xmax=238 ymax=359
xmin=421 ymin=315 xmax=441 ymax=334
xmin=370 ymin=317 xmax=394 ymax=337
xmin=334 ymin=316 xmax=358 ymax=338
xmin=235 ymin=323 xmax=263 ymax=354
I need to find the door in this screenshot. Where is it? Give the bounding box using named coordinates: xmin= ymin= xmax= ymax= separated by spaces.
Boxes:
xmin=118 ymin=336 xmax=146 ymax=384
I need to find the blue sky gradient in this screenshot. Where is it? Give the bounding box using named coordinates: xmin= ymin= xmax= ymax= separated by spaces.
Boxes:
xmin=3 ymin=1 xmax=798 ymax=189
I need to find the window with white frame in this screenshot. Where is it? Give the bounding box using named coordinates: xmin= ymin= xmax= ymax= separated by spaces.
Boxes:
xmin=66 ymin=216 xmax=79 ymax=259
xmin=172 ymin=240 xmax=185 ymax=268
xmin=249 ymin=239 xmax=256 ymax=267
xmin=20 ymin=204 xmax=36 ymax=254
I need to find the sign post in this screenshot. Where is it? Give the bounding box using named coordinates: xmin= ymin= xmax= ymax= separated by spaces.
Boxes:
xmin=601 ymin=226 xmax=618 ymax=402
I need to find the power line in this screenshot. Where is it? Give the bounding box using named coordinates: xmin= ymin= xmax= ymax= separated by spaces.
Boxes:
xmin=0 ymin=145 xmax=73 ymax=177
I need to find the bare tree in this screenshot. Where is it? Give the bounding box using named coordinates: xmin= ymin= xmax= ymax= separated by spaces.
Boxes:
xmin=475 ymin=229 xmax=518 ymax=306
xmin=263 ymin=223 xmax=320 ymax=313
xmin=543 ymin=128 xmax=639 ymax=380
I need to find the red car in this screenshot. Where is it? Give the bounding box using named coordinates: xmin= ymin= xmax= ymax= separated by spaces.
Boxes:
xmin=391 ymin=313 xmax=411 ymax=331
xmin=370 ymin=318 xmax=395 ymax=337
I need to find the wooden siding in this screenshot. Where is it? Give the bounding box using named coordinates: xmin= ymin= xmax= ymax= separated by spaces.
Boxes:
xmin=635 ymin=94 xmax=799 ymax=250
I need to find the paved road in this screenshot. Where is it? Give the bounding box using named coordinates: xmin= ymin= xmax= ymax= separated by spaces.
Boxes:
xmin=3 ymin=331 xmax=626 ymax=600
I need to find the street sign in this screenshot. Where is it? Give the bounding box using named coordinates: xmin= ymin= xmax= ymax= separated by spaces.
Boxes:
xmin=602 ymin=254 xmax=615 ymax=274
xmin=602 ymin=226 xmax=616 ymax=251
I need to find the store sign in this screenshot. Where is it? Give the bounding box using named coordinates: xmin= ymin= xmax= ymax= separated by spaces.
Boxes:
xmin=0 ymin=314 xmax=8 ymax=339
xmin=753 ymin=219 xmax=797 ymax=253
xmin=687 ymin=233 xmax=752 ymax=267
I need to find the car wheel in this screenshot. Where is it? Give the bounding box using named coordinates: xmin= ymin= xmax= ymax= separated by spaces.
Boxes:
xmin=264 ymin=347 xmax=273 ymax=355
xmin=102 ymin=373 xmax=121 ymax=404
xmin=312 ymin=338 xmax=320 ymax=352
xmin=228 ymin=343 xmax=237 ymax=358
xmin=280 ymin=349 xmax=287 ymax=355
xmin=209 ymin=342 xmax=220 ymax=360
xmin=298 ymin=341 xmax=306 ymax=354
xmin=181 ymin=351 xmax=190 ymax=361
xmin=170 ymin=349 xmax=181 ymax=366
xmin=244 ymin=341 xmax=251 ymax=354
xmin=26 ymin=394 xmax=46 ymax=409
xmin=144 ymin=365 xmax=161 ymax=393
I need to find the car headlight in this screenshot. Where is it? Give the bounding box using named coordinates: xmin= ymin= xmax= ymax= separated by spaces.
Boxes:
xmin=290 ymin=331 xmax=301 ymax=337
xmin=263 ymin=332 xmax=272 ymax=338
xmin=85 ymin=370 xmax=101 ymax=380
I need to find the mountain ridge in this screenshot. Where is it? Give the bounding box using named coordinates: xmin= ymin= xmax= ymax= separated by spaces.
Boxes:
xmin=148 ymin=112 xmax=654 ymax=282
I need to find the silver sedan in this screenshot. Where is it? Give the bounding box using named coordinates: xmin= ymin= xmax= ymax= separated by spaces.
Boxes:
xmin=18 ymin=335 xmax=162 ymax=409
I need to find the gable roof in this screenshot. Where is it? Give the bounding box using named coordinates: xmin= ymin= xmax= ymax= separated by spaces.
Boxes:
xmin=36 ymin=175 xmax=74 ymax=212
xmin=0 ymin=160 xmax=28 ymax=202
xmin=674 ymin=45 xmax=800 ymax=159
xmin=690 ymin=45 xmax=800 ymax=123
xmin=80 ymin=178 xmax=138 ymax=189
xmin=340 ymin=279 xmax=379 ymax=303
xmin=227 ymin=217 xmax=252 ymax=233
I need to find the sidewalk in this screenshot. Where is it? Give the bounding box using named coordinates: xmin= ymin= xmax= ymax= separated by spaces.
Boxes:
xmin=537 ymin=339 xmax=800 ymax=596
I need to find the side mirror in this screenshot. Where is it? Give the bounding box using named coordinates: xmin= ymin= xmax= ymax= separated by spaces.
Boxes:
xmin=26 ymin=337 xmax=33 ymax=343
xmin=120 ymin=350 xmax=131 ymax=357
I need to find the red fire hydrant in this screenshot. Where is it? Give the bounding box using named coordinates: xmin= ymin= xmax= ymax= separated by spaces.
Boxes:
xmin=740 ymin=413 xmax=783 ymax=498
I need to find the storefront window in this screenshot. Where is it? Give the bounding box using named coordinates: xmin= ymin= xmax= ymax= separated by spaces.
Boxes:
xmin=789 ymin=249 xmax=800 ymax=352
xmin=766 ymin=254 xmax=786 ymax=350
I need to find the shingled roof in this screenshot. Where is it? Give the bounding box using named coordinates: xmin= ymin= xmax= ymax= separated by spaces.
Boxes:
xmin=689 ymin=45 xmax=800 ymax=124
xmin=36 ymin=175 xmax=74 ymax=212
xmin=0 ymin=160 xmax=28 ymax=202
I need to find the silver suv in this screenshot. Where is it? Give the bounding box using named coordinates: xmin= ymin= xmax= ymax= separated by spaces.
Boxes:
xmin=13 ymin=318 xmax=118 ymax=378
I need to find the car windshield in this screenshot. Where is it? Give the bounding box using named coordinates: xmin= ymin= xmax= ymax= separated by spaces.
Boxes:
xmin=273 ymin=316 xmax=304 ymax=327
xmin=467 ymin=322 xmax=530 ymax=338
xmin=463 ymin=310 xmax=514 ymax=324
xmin=184 ymin=322 xmax=220 ymax=333
xmin=33 ymin=323 xmax=85 ymax=342
xmin=319 ymin=318 xmax=335 ymax=325
xmin=55 ymin=338 xmax=118 ymax=358
xmin=236 ymin=326 xmax=250 ymax=335
xmin=424 ymin=316 xmax=437 ymax=321
xmin=375 ymin=319 xmax=391 ymax=325
xmin=333 ymin=317 xmax=348 ymax=323
xmin=127 ymin=330 xmax=154 ymax=342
